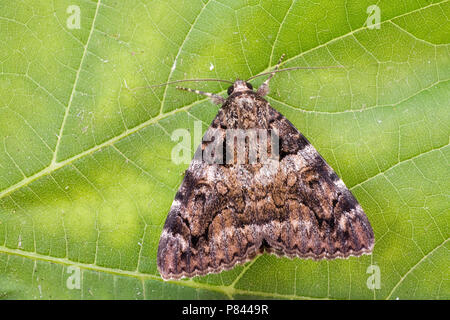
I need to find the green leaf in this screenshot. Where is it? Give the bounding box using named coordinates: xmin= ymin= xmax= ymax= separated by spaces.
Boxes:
xmin=0 ymin=0 xmax=448 ymax=300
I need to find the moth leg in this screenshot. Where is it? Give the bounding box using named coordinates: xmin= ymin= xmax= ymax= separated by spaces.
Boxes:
xmin=176 ymin=86 xmax=225 ymax=105
xmin=257 ymin=53 xmax=286 ymax=96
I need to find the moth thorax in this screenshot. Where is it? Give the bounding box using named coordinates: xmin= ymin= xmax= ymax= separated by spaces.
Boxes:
xmin=236 ymin=97 xmax=268 ymax=129
xmin=232 ymin=80 xmax=251 ymax=93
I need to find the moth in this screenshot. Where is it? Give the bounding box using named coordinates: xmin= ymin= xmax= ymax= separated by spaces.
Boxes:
xmin=156 ymin=56 xmax=374 ymax=280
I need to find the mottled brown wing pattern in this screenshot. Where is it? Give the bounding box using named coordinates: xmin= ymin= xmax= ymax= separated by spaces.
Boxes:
xmin=262 ymin=105 xmax=374 ymax=259
xmin=157 ymin=91 xmax=374 ymax=280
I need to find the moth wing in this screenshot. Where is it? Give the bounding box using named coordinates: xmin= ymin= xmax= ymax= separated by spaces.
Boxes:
xmin=260 ymin=105 xmax=375 ymax=259
xmin=157 ymin=121 xmax=263 ymax=280
xmin=157 ymin=102 xmax=375 ymax=280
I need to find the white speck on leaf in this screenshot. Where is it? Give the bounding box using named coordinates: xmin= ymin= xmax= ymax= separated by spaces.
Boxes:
xmin=171 ymin=59 xmax=177 ymax=72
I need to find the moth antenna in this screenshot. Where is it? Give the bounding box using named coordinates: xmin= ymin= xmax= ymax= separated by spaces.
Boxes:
xmin=247 ymin=65 xmax=344 ymax=82
xmin=256 ymin=54 xmax=286 ymax=96
xmin=176 ymin=86 xmax=225 ymax=105
xmin=130 ymin=78 xmax=234 ymax=91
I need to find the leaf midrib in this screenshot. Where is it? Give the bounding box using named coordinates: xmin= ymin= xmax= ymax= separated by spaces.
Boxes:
xmin=0 ymin=245 xmax=326 ymax=300
xmin=1 ymin=237 xmax=448 ymax=299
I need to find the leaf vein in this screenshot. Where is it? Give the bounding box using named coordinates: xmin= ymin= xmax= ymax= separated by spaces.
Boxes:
xmin=51 ymin=0 xmax=102 ymax=165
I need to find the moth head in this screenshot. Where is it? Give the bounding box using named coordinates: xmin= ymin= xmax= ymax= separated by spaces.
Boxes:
xmin=227 ymin=80 xmax=253 ymax=95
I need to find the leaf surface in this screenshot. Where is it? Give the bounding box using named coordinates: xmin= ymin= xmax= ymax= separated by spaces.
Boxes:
xmin=0 ymin=0 xmax=448 ymax=299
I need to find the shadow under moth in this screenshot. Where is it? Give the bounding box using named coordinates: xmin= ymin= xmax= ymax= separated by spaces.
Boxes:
xmin=156 ymin=56 xmax=374 ymax=280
